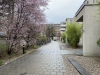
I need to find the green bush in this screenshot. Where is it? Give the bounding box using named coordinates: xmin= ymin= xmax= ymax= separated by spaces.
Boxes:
xmin=0 ymin=60 xmax=4 ymax=66
xmin=67 ymin=37 xmax=70 ymax=44
xmin=33 ymin=45 xmax=38 ymax=49
xmin=38 ymin=36 xmax=47 ymax=43
xmin=0 ymin=41 xmax=8 ymax=58
xmin=66 ymin=22 xmax=82 ymax=48
xmin=97 ymin=38 xmax=100 ymax=47
xmin=61 ymin=32 xmax=66 ymax=43
xmin=0 ymin=35 xmax=7 ymax=38
xmin=28 ymin=45 xmax=39 ymax=49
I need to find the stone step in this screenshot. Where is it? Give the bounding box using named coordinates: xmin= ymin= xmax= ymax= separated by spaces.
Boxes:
xmin=68 ymin=58 xmax=90 ymax=75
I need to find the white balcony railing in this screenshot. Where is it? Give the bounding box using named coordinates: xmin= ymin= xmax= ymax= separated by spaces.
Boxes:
xmin=60 ymin=28 xmax=66 ymax=31
xmin=60 ymin=24 xmax=66 ymax=27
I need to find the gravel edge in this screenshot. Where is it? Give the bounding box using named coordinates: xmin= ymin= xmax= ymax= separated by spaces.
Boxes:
xmin=62 ymin=55 xmax=100 ymax=75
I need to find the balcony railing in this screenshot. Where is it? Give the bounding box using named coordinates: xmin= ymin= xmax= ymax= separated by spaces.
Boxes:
xmin=60 ymin=28 xmax=66 ymax=31
xmin=75 ymin=0 xmax=86 ymax=16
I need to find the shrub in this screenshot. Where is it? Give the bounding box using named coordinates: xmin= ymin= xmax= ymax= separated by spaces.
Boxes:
xmin=0 ymin=35 xmax=7 ymax=38
xmin=61 ymin=32 xmax=66 ymax=43
xmin=0 ymin=41 xmax=8 ymax=58
xmin=37 ymin=36 xmax=47 ymax=45
xmin=67 ymin=37 xmax=70 ymax=44
xmin=97 ymin=38 xmax=100 ymax=47
xmin=33 ymin=45 xmax=39 ymax=49
xmin=0 ymin=60 xmax=4 ymax=66
xmin=28 ymin=45 xmax=39 ymax=49
xmin=66 ymin=22 xmax=82 ymax=48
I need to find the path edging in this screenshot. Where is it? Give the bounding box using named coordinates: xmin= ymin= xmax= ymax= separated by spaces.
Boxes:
xmin=0 ymin=49 xmax=36 ymax=68
xmin=68 ymin=58 xmax=90 ymax=75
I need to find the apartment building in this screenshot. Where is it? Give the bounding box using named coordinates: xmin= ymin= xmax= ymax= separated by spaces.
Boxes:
xmin=66 ymin=18 xmax=75 ymax=23
xmin=60 ymin=21 xmax=66 ymax=34
xmin=66 ymin=18 xmax=75 ymax=30
xmin=53 ymin=24 xmax=60 ymax=40
xmin=53 ymin=24 xmax=60 ymax=34
xmin=60 ymin=19 xmax=74 ymax=35
xmin=60 ymin=19 xmax=75 ymax=41
xmin=75 ymin=0 xmax=100 ymax=56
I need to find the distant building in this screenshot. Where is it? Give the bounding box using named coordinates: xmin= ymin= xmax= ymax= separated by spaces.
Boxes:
xmin=53 ymin=24 xmax=60 ymax=40
xmin=66 ymin=18 xmax=75 ymax=30
xmin=60 ymin=21 xmax=66 ymax=34
xmin=66 ymin=18 xmax=75 ymax=23
xmin=53 ymin=24 xmax=60 ymax=34
xmin=45 ymin=24 xmax=60 ymax=40
xmin=60 ymin=18 xmax=75 ymax=34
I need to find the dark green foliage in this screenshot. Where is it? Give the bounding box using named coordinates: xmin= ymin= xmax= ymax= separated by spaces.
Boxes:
xmin=0 ymin=35 xmax=6 ymax=38
xmin=36 ymin=35 xmax=48 ymax=45
xmin=0 ymin=41 xmax=8 ymax=58
xmin=66 ymin=22 xmax=82 ymax=48
xmin=61 ymin=32 xmax=66 ymax=43
xmin=38 ymin=36 xmax=47 ymax=43
xmin=67 ymin=38 xmax=70 ymax=44
xmin=50 ymin=26 xmax=56 ymax=38
xmin=46 ymin=24 xmax=56 ymax=40
xmin=97 ymin=38 xmax=100 ymax=47
xmin=0 ymin=60 xmax=4 ymax=66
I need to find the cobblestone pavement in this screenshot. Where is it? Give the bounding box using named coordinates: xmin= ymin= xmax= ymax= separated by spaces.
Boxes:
xmin=0 ymin=41 xmax=83 ymax=75
xmin=0 ymin=41 xmax=68 ymax=75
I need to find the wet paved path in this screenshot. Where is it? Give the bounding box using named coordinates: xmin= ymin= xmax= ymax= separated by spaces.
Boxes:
xmin=0 ymin=41 xmax=68 ymax=75
xmin=0 ymin=41 xmax=83 ymax=75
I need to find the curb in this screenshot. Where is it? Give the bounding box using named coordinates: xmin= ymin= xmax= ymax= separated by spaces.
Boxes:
xmin=0 ymin=49 xmax=36 ymax=68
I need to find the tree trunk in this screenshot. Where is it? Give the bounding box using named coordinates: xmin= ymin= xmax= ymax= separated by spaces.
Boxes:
xmin=23 ymin=47 xmax=25 ymax=54
xmin=7 ymin=48 xmax=12 ymax=55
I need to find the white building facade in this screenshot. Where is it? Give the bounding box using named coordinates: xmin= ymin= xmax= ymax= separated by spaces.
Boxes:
xmin=60 ymin=21 xmax=66 ymax=34
xmin=75 ymin=0 xmax=100 ymax=56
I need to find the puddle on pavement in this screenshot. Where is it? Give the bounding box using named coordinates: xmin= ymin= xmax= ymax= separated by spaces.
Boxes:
xmin=62 ymin=46 xmax=64 ymax=49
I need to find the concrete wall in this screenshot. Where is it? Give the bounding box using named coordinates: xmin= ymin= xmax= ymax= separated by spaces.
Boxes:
xmin=83 ymin=6 xmax=100 ymax=56
xmin=75 ymin=7 xmax=85 ymax=21
xmin=79 ymin=36 xmax=83 ymax=46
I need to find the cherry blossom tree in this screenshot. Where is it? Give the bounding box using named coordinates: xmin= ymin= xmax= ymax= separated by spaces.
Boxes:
xmin=0 ymin=0 xmax=49 ymax=54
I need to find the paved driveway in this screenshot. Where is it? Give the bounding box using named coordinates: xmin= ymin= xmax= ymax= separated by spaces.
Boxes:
xmin=0 ymin=41 xmax=67 ymax=75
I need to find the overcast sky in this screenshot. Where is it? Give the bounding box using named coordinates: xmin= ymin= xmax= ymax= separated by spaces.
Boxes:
xmin=44 ymin=0 xmax=85 ymax=24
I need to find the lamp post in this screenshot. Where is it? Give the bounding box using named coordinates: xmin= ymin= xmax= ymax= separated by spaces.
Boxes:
xmin=22 ymin=45 xmax=25 ymax=54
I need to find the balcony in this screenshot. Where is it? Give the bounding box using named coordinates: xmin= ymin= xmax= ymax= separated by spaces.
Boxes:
xmin=75 ymin=0 xmax=99 ymax=17
xmin=60 ymin=24 xmax=66 ymax=27
xmin=60 ymin=28 xmax=66 ymax=31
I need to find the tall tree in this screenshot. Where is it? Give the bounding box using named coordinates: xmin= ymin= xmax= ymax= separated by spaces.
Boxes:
xmin=46 ymin=24 xmax=56 ymax=40
xmin=0 ymin=0 xmax=49 ymax=54
xmin=50 ymin=25 xmax=56 ymax=40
